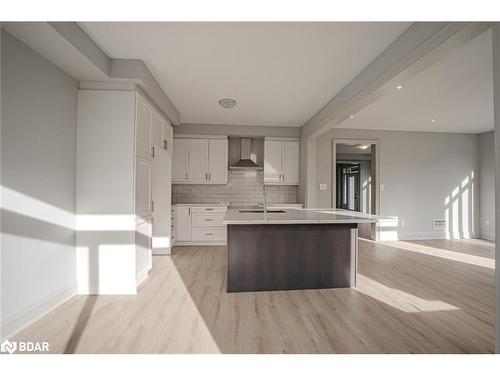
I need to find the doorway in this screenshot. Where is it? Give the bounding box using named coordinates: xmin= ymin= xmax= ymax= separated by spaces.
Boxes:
xmin=336 ymin=162 xmax=360 ymax=211
xmin=332 ymin=139 xmax=379 ymax=239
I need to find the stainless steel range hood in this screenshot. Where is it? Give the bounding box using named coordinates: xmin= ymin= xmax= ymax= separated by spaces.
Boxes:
xmin=229 ymin=137 xmax=263 ymax=170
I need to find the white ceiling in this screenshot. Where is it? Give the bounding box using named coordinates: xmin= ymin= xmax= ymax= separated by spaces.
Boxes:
xmin=80 ymin=22 xmax=409 ymax=127
xmin=337 ymin=29 xmax=493 ymax=134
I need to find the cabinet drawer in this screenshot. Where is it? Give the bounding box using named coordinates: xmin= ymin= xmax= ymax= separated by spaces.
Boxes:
xmin=191 ymin=228 xmax=226 ymax=242
xmin=191 ymin=207 xmax=226 ymax=214
xmin=192 ymin=214 xmax=225 ymax=228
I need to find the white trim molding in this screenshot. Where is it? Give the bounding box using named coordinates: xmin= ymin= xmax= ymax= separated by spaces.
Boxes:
xmin=1 ymin=281 xmax=77 ymax=340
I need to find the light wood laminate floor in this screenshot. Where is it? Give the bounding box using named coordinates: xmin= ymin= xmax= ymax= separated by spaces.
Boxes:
xmin=13 ymin=239 xmax=495 ymax=353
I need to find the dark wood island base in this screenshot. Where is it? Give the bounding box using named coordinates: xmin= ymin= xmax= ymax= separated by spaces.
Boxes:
xmin=227 ymin=223 xmax=358 ymax=293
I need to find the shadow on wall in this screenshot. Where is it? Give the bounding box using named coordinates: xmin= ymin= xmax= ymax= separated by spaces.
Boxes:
xmin=1 ymin=185 xmax=161 ymax=340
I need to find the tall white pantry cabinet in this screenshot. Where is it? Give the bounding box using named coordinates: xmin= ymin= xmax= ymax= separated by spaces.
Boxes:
xmin=76 ymin=88 xmax=173 ymax=295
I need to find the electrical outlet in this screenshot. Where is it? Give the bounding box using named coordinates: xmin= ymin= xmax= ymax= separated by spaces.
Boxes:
xmin=400 ymin=219 xmax=405 ymax=227
xmin=380 ymin=184 xmax=385 ymax=191
xmin=319 ymin=183 xmax=327 ymax=191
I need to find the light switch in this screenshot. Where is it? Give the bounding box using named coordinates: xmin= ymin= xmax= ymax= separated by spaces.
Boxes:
xmin=380 ymin=184 xmax=385 ymax=191
xmin=319 ymin=184 xmax=327 ymax=191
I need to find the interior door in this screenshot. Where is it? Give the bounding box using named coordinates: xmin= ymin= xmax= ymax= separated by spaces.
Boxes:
xmin=264 ymin=140 xmax=282 ymax=183
xmin=281 ymin=141 xmax=299 ymax=184
xmin=188 ymin=139 xmax=208 ymax=183
xmin=208 ymin=139 xmax=228 ymax=183
xmin=172 ymin=139 xmax=188 ymax=182
xmin=151 ymin=147 xmax=172 ymax=254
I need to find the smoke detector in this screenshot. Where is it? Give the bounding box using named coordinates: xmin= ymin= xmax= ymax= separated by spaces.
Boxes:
xmin=218 ymin=98 xmax=237 ymax=109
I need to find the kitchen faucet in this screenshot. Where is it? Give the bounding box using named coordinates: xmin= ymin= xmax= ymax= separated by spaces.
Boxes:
xmin=261 ymin=184 xmax=268 ymax=214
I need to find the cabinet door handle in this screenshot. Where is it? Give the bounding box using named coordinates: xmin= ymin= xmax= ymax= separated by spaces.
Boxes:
xmin=185 ymin=172 xmax=188 ymax=180
xmin=205 ymin=219 xmax=213 ymax=221
xmin=188 ymin=207 xmax=191 ymax=215
xmin=205 ymin=233 xmax=214 ymax=236
xmin=209 ymin=173 xmax=211 ymax=180
xmin=205 ymin=208 xmax=214 ymax=211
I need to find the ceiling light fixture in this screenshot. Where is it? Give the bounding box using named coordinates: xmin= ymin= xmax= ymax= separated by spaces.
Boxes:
xmin=431 ymin=119 xmax=436 ymax=123
xmin=357 ymin=145 xmax=370 ymax=150
xmin=218 ymin=98 xmax=237 ymax=109
xmin=349 ymin=115 xmax=355 ymax=119
xmin=396 ymin=85 xmax=403 ymax=90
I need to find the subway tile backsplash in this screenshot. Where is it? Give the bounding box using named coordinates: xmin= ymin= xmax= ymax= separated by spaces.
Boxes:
xmin=172 ymin=170 xmax=297 ymax=206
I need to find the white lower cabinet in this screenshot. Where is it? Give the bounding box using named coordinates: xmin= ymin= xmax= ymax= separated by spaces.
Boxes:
xmin=135 ymin=215 xmax=152 ymax=286
xmin=174 ymin=205 xmax=227 ymax=245
xmin=191 ymin=228 xmax=226 ymax=242
xmin=175 ymin=206 xmax=192 ymax=242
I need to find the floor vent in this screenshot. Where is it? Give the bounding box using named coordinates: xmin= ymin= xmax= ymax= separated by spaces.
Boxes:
xmin=433 ymin=219 xmax=447 ymax=230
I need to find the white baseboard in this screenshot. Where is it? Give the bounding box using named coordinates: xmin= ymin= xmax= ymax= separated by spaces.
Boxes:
xmin=384 ymin=231 xmax=479 ymax=241
xmin=480 ymin=232 xmax=495 ymax=241
xmin=136 ymin=266 xmax=151 ymax=287
xmin=174 ymin=241 xmax=226 ymax=246
xmin=152 ymin=248 xmax=171 ymax=255
xmin=1 ymin=281 xmax=77 ymax=340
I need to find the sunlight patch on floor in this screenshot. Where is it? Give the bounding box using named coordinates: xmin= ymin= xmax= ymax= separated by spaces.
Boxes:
xmin=357 ymin=274 xmax=460 ymax=313
xmin=371 ymin=240 xmax=494 ymax=269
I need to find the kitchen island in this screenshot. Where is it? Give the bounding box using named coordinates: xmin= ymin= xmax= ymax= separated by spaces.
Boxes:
xmin=223 ymin=208 xmax=377 ymax=293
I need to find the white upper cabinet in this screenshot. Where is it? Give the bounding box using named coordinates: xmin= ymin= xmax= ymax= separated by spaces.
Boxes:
xmin=172 ymin=138 xmax=188 ymax=182
xmin=150 ymin=109 xmax=164 ymax=151
xmin=172 ymin=136 xmax=228 ymax=184
xmin=208 ymin=139 xmax=228 ymax=183
xmin=188 ymin=139 xmax=209 ymax=183
xmin=264 ymin=138 xmax=299 ymax=185
xmin=163 ymin=118 xmax=173 ymax=154
xmin=264 ymin=140 xmax=282 ymax=183
xmin=282 ymin=141 xmax=299 ymax=184
xmin=135 ymin=94 xmax=152 ymax=160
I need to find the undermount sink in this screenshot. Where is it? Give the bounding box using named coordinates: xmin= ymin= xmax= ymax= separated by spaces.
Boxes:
xmin=238 ymin=209 xmax=286 ymax=213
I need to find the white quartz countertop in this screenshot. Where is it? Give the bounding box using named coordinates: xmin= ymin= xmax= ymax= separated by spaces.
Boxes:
xmin=223 ymin=208 xmax=378 ymax=225
xmin=174 ymin=203 xmax=228 ymax=207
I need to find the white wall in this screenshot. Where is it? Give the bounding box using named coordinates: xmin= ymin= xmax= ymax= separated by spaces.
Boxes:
xmin=316 ymin=128 xmax=480 ymax=240
xmin=479 ymin=131 xmax=495 ymax=241
xmin=1 ymin=31 xmax=78 ymax=338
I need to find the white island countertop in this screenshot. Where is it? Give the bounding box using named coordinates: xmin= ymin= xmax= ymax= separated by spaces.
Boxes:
xmin=223 ymin=207 xmax=378 ymax=225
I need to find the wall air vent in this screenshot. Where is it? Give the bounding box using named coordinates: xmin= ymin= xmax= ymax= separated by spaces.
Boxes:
xmin=433 ymin=219 xmax=447 ymax=230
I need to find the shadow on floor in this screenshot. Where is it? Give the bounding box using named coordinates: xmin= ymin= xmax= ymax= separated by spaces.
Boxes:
xmin=169 ymin=240 xmax=495 ymax=353
xmin=63 ymin=296 xmax=98 ymax=354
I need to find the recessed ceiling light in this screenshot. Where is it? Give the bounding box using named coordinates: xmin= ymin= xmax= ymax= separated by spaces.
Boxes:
xmin=396 ymin=85 xmax=403 ymax=90
xmin=357 ymin=145 xmax=370 ymax=150
xmin=349 ymin=115 xmax=355 ymax=119
xmin=431 ymin=119 xmax=436 ymax=123
xmin=218 ymin=98 xmax=237 ymax=109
